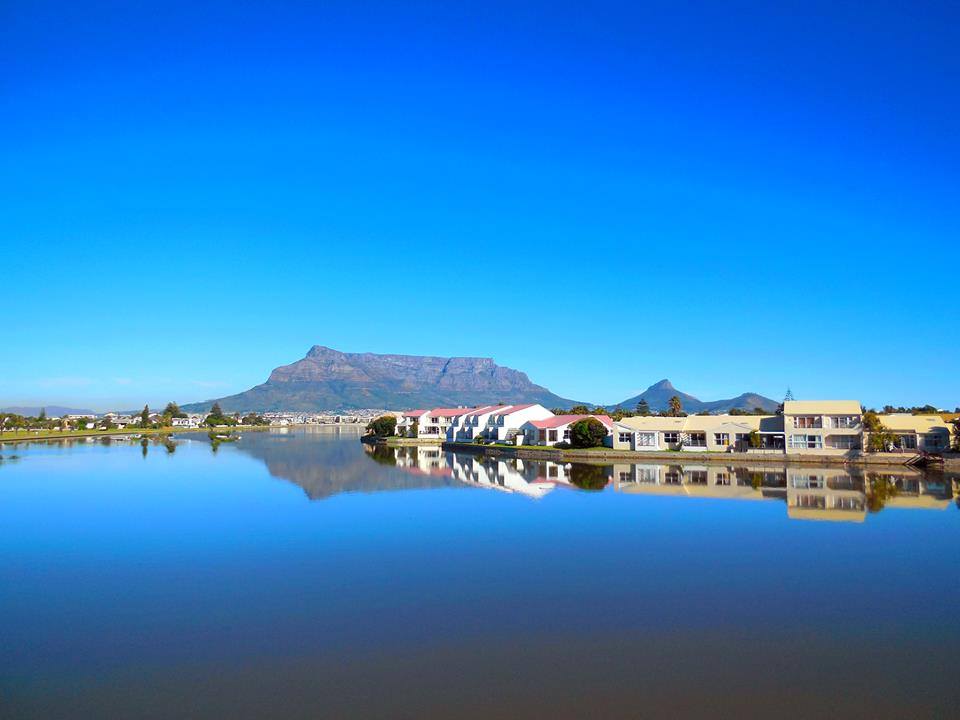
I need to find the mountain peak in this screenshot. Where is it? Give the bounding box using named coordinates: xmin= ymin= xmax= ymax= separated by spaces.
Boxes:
xmin=648 ymin=379 xmax=675 ymax=391
xmin=306 ymin=345 xmax=339 ymax=358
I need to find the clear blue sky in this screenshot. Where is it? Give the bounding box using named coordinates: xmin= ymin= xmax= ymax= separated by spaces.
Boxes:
xmin=2 ymin=0 xmax=957 ymax=411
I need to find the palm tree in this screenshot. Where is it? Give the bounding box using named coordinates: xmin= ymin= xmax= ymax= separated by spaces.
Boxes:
xmin=668 ymin=395 xmax=683 ymax=417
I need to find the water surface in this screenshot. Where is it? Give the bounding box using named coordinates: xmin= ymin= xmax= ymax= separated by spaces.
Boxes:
xmin=2 ymin=428 xmax=958 ymax=718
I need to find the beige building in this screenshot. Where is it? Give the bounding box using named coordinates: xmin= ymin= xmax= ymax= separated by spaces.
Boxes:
xmin=612 ymin=414 xmax=785 ymax=453
xmin=782 ymin=400 xmax=863 ymax=456
xmin=785 ymin=466 xmax=867 ymax=522
xmin=874 ymin=414 xmax=952 ymax=453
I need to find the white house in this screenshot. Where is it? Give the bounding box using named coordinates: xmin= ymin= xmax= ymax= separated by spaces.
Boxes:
xmin=447 ymin=405 xmax=506 ymax=441
xmin=395 ymin=409 xmax=428 ymax=437
xmin=521 ymin=414 xmax=614 ymax=447
xmin=417 ymin=408 xmax=474 ymax=439
xmin=482 ymin=404 xmax=555 ymax=443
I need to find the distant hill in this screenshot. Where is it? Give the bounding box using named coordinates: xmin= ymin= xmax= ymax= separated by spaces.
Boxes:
xmin=614 ymin=380 xmax=778 ymax=414
xmin=183 ymin=345 xmax=584 ymax=412
xmin=1 ymin=405 xmax=97 ymax=417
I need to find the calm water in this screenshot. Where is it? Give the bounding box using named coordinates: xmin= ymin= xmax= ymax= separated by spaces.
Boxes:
xmin=2 ymin=428 xmax=959 ymax=719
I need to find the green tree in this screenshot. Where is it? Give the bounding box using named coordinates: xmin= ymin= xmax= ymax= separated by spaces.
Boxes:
xmin=748 ymin=430 xmax=762 ymax=448
xmin=863 ymin=412 xmax=897 ymax=452
xmin=140 ymin=405 xmax=150 ymax=427
xmin=569 ymin=418 xmax=608 ymax=448
xmin=367 ymin=415 xmax=398 ymax=438
xmin=38 ymin=408 xmax=46 ymax=422
xmin=204 ymin=403 xmax=237 ymax=426
xmin=163 ymin=402 xmax=186 ymax=419
xmin=568 ymin=464 xmax=609 ymax=491
xmin=635 ymin=399 xmax=651 ymax=416
xmin=568 ymin=404 xmax=591 ymax=415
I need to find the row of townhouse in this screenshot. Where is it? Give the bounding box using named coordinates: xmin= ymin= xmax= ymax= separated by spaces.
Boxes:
xmin=613 ymin=400 xmax=953 ymax=457
xmin=397 ymin=399 xmax=954 ymax=457
xmin=396 ymin=404 xmax=558 ymax=443
xmin=395 ymin=404 xmax=616 ymax=446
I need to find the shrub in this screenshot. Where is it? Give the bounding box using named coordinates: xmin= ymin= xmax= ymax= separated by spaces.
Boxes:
xmin=568 ymin=464 xmax=609 ymax=491
xmin=553 ymin=441 xmax=571 ymax=449
xmin=569 ymin=418 xmax=608 ymax=449
xmin=366 ymin=415 xmax=398 ymax=438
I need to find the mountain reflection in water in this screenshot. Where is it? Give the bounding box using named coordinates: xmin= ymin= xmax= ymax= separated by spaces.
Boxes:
xmin=222 ymin=429 xmax=959 ymax=521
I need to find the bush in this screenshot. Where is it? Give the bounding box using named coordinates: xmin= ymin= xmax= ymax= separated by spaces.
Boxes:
xmin=569 ymin=418 xmax=608 ymax=449
xmin=568 ymin=464 xmax=609 ymax=491
xmin=367 ymin=415 xmax=397 ymax=438
xmin=553 ymin=441 xmax=571 ymax=449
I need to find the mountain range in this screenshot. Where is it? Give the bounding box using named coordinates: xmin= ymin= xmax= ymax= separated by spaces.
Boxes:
xmin=183 ymin=345 xmax=778 ymax=414
xmin=1 ymin=405 xmax=97 ymax=417
xmin=612 ymin=379 xmax=779 ymax=414
xmin=183 ymin=345 xmax=584 ymax=412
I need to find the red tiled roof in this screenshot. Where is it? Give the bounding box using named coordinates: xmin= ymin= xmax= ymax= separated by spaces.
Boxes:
xmin=403 ymin=409 xmax=428 ymax=417
xmin=529 ymin=414 xmax=613 ymax=429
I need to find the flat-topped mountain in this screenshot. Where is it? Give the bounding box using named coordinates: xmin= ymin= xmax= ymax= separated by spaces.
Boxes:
xmin=614 ymin=379 xmax=778 ymax=414
xmin=183 ymin=345 xmax=582 ymax=412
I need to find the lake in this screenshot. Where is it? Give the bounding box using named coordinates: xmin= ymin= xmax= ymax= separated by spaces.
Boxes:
xmin=2 ymin=427 xmax=958 ymax=719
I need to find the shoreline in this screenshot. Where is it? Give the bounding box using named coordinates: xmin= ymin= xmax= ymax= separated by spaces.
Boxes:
xmin=438 ymin=441 xmax=960 ymax=469
xmin=0 ymin=423 xmax=368 ymax=446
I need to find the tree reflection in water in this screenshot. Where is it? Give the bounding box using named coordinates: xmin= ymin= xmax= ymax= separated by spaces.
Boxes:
xmin=568 ymin=463 xmax=609 ymax=491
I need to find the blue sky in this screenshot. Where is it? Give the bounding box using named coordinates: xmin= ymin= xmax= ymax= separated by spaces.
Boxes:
xmin=2 ymin=0 xmax=958 ymax=411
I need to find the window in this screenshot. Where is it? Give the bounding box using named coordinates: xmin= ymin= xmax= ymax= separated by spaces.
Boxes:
xmin=688 ymin=470 xmax=708 ymax=484
xmin=538 ymin=429 xmax=546 ymax=442
xmin=835 ymin=496 xmax=864 ymax=511
xmin=795 ymin=494 xmax=826 ymax=509
xmin=923 ymin=434 xmax=943 ymax=449
xmin=548 ymin=430 xmax=558 ymax=442
xmin=714 ymin=433 xmax=730 ymax=446
xmin=735 ymin=433 xmax=750 ymax=443
xmin=664 ymin=471 xmax=681 ymax=484
xmin=636 ymin=467 xmax=658 ymax=483
xmin=716 ymin=472 xmax=731 ymax=485
xmin=687 ymin=432 xmax=706 ymax=447
xmin=900 ymin=434 xmax=917 ymax=449
xmin=789 ymin=434 xmax=823 ymax=449
xmin=637 ymin=432 xmax=656 ymax=447
xmin=828 ymin=435 xmax=857 ymax=449
xmin=662 ymin=432 xmax=679 ymax=444
xmin=618 ymin=432 xmax=632 ymax=444
xmin=829 ymin=416 xmax=859 ymax=428
xmin=618 ymin=471 xmax=632 ymax=483
xmin=547 ymin=465 xmax=558 ymax=478
xmin=791 ymin=474 xmax=825 ymax=489
xmin=563 ymin=429 xmax=571 ymax=440
xmin=793 ymin=416 xmax=822 ymax=429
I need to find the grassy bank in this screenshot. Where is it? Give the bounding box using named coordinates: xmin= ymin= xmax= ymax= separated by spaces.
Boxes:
xmin=0 ymin=425 xmax=273 ymax=445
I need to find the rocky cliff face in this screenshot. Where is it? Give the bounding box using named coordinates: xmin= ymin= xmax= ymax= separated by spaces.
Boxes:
xmin=184 ymin=345 xmax=580 ymax=412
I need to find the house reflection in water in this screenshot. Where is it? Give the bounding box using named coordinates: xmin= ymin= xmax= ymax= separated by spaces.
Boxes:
xmin=448 ymin=454 xmax=572 ymax=498
xmin=374 ymin=446 xmax=958 ymax=520
xmin=609 ymin=462 xmax=956 ymax=522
